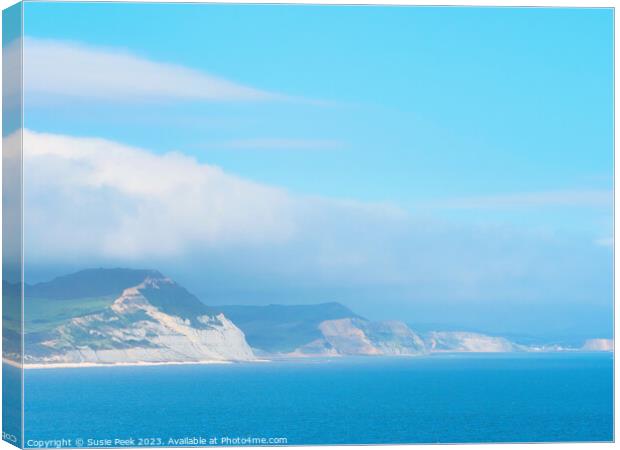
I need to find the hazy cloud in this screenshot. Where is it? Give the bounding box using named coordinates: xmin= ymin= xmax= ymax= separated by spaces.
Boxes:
xmin=429 ymin=190 xmax=612 ymax=210
xmin=21 ymin=129 xmax=401 ymax=265
xmin=23 ymin=129 xmax=297 ymax=259
xmin=23 ymin=37 xmax=285 ymax=103
xmin=594 ymin=237 xmax=614 ymax=247
xmin=3 ymin=38 xmax=22 ymax=111
xmin=20 ymin=130 xmax=612 ymax=311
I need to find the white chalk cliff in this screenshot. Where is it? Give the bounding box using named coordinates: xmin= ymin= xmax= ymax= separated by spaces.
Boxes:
xmin=19 ymin=268 xmax=612 ymax=367
xmin=27 ymin=276 xmax=255 ymax=365
xmin=292 ymin=318 xmax=427 ymax=356
xmin=424 ymin=331 xmax=519 ymax=353
xmin=582 ymin=338 xmax=614 ymax=352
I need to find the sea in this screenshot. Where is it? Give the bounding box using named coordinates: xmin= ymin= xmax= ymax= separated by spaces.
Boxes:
xmin=11 ymin=353 xmax=615 ymax=446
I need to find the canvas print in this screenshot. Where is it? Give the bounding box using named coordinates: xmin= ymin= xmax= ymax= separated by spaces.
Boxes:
xmin=2 ymin=2 xmax=614 ymax=447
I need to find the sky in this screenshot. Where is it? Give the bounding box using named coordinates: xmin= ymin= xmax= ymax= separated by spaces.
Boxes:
xmin=14 ymin=3 xmax=613 ymax=342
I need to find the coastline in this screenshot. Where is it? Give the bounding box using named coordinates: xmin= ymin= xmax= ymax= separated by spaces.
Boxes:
xmin=3 ymin=351 xmax=611 ymax=370
xmin=4 ymin=358 xmax=270 ymax=370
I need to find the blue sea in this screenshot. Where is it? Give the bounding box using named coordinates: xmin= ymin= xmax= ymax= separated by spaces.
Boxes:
xmin=15 ymin=353 xmax=614 ymax=446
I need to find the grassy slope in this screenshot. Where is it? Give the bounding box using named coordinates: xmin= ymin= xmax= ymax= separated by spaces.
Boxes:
xmin=24 ymin=295 xmax=117 ymax=333
xmin=23 ymin=268 xmax=160 ymax=334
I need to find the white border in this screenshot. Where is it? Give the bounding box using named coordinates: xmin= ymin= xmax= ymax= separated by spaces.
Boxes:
xmin=0 ymin=2 xmax=615 ymax=450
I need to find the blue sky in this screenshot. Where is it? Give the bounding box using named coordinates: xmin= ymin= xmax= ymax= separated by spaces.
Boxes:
xmin=18 ymin=3 xmax=613 ymax=341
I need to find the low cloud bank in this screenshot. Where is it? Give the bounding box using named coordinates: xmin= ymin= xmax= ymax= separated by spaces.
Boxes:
xmin=19 ymin=129 xmax=611 ymax=308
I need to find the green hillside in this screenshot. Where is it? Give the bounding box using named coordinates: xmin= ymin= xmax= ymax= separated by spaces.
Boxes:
xmin=27 ymin=268 xmax=161 ymax=299
xmin=24 ymin=268 xmax=161 ymax=334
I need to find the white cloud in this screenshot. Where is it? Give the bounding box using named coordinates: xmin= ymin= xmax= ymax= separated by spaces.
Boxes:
xmin=19 ymin=129 xmax=611 ymax=308
xmin=23 ymin=130 xmax=296 ymax=259
xmin=22 ymin=129 xmax=401 ymax=265
xmin=23 ymin=37 xmax=284 ymax=103
xmin=428 ymin=190 xmax=612 ymax=210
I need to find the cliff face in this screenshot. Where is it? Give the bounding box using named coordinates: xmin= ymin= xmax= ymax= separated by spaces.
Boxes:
xmin=582 ymin=339 xmax=614 ymax=352
xmin=19 ymin=268 xmax=609 ymax=367
xmin=216 ymin=304 xmax=431 ymax=357
xmin=24 ymin=271 xmax=255 ymax=365
xmin=290 ymin=321 xmax=524 ymax=357
xmin=292 ymin=318 xmax=427 ymax=357
xmin=215 ymin=302 xmax=361 ymax=354
xmin=424 ymin=331 xmax=518 ymax=353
